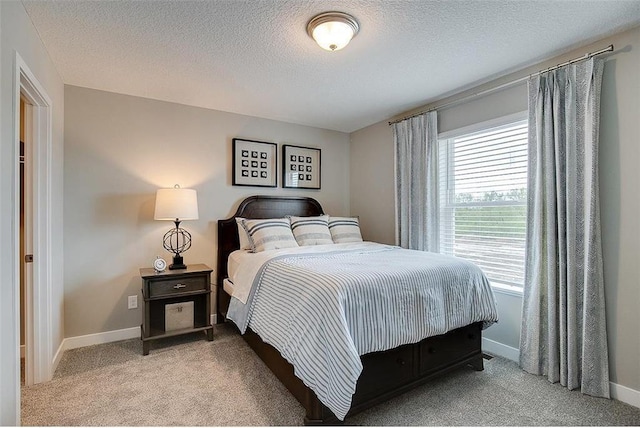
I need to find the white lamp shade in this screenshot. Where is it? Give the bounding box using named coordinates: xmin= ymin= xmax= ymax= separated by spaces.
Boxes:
xmin=311 ymin=20 xmax=355 ymax=51
xmin=307 ymin=12 xmax=359 ymax=52
xmin=154 ymin=187 xmax=199 ymax=221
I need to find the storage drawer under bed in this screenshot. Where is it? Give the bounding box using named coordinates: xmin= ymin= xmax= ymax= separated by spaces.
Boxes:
xmin=354 ymin=344 xmax=415 ymax=403
xmin=419 ymin=323 xmax=481 ymax=375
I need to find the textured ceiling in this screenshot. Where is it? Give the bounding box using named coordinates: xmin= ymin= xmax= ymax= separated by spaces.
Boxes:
xmin=22 ymin=0 xmax=640 ymax=133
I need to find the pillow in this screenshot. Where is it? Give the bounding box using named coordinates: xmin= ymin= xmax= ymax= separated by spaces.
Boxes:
xmin=328 ymin=216 xmax=363 ymax=243
xmin=235 ymin=218 xmax=252 ymax=250
xmin=288 ymin=215 xmax=333 ymax=246
xmin=241 ymin=218 xmax=299 ymax=253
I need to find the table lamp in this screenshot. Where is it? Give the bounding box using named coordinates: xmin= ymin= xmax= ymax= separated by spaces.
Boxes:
xmin=154 ymin=184 xmax=199 ymax=270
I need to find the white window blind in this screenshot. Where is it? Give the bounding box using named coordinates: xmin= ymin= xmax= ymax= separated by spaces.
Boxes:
xmin=438 ymin=119 xmax=528 ymax=288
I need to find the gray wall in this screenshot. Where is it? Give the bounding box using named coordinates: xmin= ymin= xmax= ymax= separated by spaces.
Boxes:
xmin=349 ymin=120 xmax=395 ymax=245
xmin=350 ymin=26 xmax=640 ymax=392
xmin=64 ymin=85 xmax=351 ymax=338
xmin=0 ymin=1 xmax=65 ymax=424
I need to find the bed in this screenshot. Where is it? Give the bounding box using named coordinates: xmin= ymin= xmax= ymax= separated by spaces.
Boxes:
xmin=217 ymin=195 xmax=497 ymax=425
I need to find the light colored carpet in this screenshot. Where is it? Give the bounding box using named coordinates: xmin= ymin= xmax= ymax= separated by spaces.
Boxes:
xmin=21 ymin=324 xmax=640 ymax=426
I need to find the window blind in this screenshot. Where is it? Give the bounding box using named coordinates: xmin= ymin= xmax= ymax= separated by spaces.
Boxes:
xmin=438 ymin=120 xmax=528 ymax=288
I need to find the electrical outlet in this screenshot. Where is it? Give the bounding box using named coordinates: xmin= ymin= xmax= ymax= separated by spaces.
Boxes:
xmin=128 ymin=295 xmax=138 ymax=309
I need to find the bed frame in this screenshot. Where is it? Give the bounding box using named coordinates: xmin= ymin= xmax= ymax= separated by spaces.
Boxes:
xmin=217 ymin=195 xmax=484 ymax=425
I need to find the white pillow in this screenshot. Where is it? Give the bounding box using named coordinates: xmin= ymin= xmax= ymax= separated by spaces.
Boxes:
xmin=236 ymin=217 xmax=252 ymax=250
xmin=328 ymin=216 xmax=363 ymax=243
xmin=241 ymin=218 xmax=299 ymax=253
xmin=288 ymin=215 xmax=333 ymax=246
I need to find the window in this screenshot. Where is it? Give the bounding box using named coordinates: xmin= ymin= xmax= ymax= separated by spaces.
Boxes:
xmin=438 ymin=117 xmax=528 ymax=290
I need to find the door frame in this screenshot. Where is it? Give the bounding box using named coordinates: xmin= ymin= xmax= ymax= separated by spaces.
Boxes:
xmin=21 ymin=96 xmax=34 ymax=386
xmin=13 ymin=52 xmax=53 ymax=389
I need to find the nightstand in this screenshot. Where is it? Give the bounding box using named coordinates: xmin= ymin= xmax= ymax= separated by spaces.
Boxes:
xmin=139 ymin=263 xmax=214 ymax=355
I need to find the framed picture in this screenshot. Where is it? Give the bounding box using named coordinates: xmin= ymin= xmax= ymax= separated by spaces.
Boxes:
xmin=282 ymin=145 xmax=321 ymax=189
xmin=232 ymin=138 xmax=277 ymax=187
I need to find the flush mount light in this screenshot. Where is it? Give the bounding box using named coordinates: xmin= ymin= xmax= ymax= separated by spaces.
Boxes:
xmin=307 ymin=11 xmax=359 ymax=51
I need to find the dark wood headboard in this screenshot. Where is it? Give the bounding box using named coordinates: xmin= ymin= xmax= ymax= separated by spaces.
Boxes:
xmin=216 ymin=195 xmax=324 ymax=321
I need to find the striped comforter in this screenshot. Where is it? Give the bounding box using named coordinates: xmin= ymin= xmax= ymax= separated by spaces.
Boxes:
xmin=227 ymin=242 xmax=498 ymax=420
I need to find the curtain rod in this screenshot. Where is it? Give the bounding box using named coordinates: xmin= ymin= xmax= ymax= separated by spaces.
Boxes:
xmin=388 ymin=44 xmax=614 ymax=126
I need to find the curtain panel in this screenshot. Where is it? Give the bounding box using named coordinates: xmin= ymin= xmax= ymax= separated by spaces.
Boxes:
xmin=392 ymin=111 xmax=438 ymax=251
xmin=520 ymin=58 xmax=609 ymax=398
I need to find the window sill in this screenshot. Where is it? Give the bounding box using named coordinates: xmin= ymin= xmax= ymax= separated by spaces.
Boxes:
xmin=490 ymin=281 xmax=523 ymax=298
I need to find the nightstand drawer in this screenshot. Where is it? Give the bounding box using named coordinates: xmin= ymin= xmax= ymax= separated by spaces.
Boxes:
xmin=148 ymin=276 xmax=207 ymax=297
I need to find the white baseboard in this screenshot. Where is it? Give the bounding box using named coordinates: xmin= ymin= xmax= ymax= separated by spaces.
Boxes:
xmin=611 ymin=381 xmax=640 ymax=409
xmin=63 ymin=326 xmax=140 ymax=351
xmin=482 ymin=337 xmax=520 ymax=362
xmin=49 ymin=328 xmax=139 ymax=377
xmin=481 ymin=338 xmax=639 ymax=409
xmin=62 ymin=317 xmax=221 ymax=353
xmin=52 ymin=341 xmax=64 ymax=375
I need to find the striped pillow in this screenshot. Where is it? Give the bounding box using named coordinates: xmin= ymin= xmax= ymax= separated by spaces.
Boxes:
xmin=289 ymin=215 xmax=333 ymax=246
xmin=235 ymin=217 xmax=252 ymax=250
xmin=241 ymin=218 xmax=299 ymax=253
xmin=328 ymin=217 xmax=363 ymax=243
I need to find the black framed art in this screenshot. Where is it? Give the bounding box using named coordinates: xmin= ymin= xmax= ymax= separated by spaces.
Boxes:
xmin=282 ymin=145 xmax=321 ymax=189
xmin=232 ymin=138 xmax=277 ymax=187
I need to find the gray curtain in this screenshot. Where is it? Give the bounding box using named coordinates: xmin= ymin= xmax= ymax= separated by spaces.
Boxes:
xmin=393 ymin=111 xmax=438 ymax=251
xmin=520 ymin=58 xmax=610 ymax=398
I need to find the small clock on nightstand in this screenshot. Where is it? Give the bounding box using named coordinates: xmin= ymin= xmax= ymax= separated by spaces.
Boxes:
xmin=153 ymin=256 xmax=167 ymax=272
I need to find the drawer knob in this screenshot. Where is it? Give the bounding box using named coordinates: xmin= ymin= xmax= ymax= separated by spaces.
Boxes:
xmin=396 ymin=358 xmax=406 ymax=366
xmin=173 ymin=283 xmax=187 ymax=289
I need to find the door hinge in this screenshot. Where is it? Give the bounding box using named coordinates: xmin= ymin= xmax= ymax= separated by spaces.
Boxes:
xmin=25 ymin=254 xmax=33 ymax=263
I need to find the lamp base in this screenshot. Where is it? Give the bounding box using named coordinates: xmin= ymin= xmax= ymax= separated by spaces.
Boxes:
xmin=169 ymin=255 xmax=186 ymax=270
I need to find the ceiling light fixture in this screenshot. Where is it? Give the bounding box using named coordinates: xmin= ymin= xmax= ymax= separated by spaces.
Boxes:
xmin=307 ymin=11 xmax=359 ymax=52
